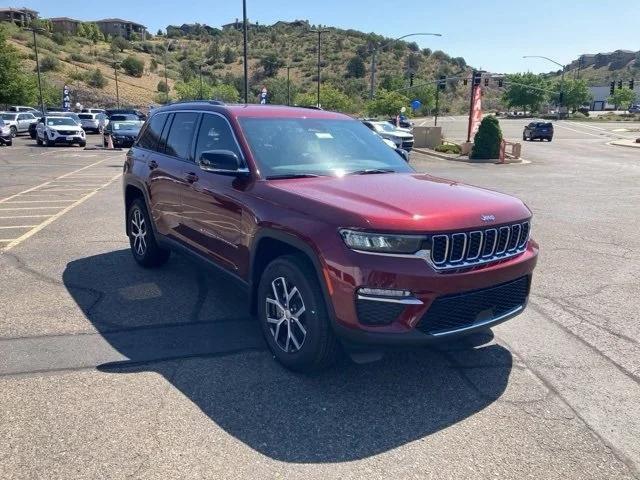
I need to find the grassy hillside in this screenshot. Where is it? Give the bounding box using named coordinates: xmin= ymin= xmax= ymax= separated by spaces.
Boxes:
xmin=548 ymin=50 xmax=640 ymax=85
xmin=2 ymin=19 xmax=475 ymax=113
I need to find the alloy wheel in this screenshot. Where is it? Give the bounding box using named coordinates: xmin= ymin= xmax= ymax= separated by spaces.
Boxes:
xmin=130 ymin=208 xmax=147 ymax=256
xmin=265 ymin=276 xmax=307 ymax=353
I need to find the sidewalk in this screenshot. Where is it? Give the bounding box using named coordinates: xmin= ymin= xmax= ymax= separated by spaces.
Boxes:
xmin=609 ymin=138 xmax=640 ymax=149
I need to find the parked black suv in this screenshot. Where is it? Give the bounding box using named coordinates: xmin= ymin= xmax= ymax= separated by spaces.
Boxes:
xmin=523 ymin=122 xmax=553 ymax=141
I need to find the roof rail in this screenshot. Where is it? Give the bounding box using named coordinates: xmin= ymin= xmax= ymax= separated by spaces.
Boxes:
xmin=167 ymin=99 xmax=225 ymax=106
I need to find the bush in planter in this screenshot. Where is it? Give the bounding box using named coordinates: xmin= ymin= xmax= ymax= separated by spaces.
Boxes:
xmin=471 ymin=116 xmax=503 ymax=160
xmin=435 ymin=143 xmax=462 ymax=154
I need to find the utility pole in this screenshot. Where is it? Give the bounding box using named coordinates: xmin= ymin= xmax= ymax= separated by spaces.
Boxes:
xmin=113 ymin=62 xmax=121 ymax=108
xmin=164 ymin=44 xmax=170 ymax=104
xmin=199 ymin=64 xmax=204 ymax=100
xmin=434 ymin=85 xmax=440 ymax=126
xmin=286 ymin=65 xmax=291 ymax=106
xmin=242 ymin=0 xmax=249 ymax=103
xmin=26 ymin=27 xmax=45 ymax=113
xmin=309 ymin=29 xmax=329 ymax=107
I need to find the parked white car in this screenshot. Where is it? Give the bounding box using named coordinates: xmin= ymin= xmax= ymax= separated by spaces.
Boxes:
xmin=78 ymin=112 xmax=108 ymax=133
xmin=36 ymin=116 xmax=86 ymax=147
xmin=0 ymin=112 xmax=38 ymax=137
xmin=362 ymin=120 xmax=414 ymax=151
xmin=81 ymin=108 xmax=106 ymax=114
xmin=8 ymin=106 xmax=40 ymax=114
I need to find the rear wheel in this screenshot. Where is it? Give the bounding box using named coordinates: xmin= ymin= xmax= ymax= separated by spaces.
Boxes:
xmin=36 ymin=137 xmax=42 ymax=146
xmin=127 ymin=198 xmax=170 ymax=268
xmin=9 ymin=126 xmax=17 ymax=138
xmin=46 ymin=139 xmax=54 ymax=147
xmin=257 ymin=255 xmax=340 ymax=372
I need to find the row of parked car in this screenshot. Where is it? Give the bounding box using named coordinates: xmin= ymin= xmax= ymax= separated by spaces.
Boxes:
xmin=0 ymin=106 xmax=146 ymax=148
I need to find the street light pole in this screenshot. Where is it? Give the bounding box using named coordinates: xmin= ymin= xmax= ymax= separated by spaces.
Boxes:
xmin=113 ymin=61 xmax=120 ymax=109
xmin=242 ymin=0 xmax=249 ymax=104
xmin=199 ymin=65 xmax=204 ymax=100
xmin=523 ymin=55 xmax=566 ymax=119
xmin=286 ymin=65 xmax=291 ymax=106
xmin=26 ymin=28 xmax=45 ymax=113
xmin=369 ymin=32 xmax=442 ymax=99
xmin=309 ymin=29 xmax=329 ymax=107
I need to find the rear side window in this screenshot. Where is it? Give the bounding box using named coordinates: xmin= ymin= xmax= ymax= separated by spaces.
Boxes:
xmin=165 ymin=112 xmax=199 ymax=160
xmin=78 ymin=114 xmax=93 ymax=119
xmin=194 ymin=114 xmax=242 ymax=163
xmin=137 ymin=113 xmax=167 ymax=151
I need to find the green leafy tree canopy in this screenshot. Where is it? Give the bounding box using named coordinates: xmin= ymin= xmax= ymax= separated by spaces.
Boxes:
xmin=609 ymin=87 xmax=636 ymax=109
xmin=502 ymin=72 xmax=549 ymax=113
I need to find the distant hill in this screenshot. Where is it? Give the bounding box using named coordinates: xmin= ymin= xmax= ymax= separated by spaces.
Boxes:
xmin=2 ymin=17 xmax=475 ymax=112
xmin=549 ymin=50 xmax=640 ymax=85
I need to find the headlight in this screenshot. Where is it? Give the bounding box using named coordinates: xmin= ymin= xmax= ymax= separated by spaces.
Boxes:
xmin=339 ymin=229 xmax=424 ymax=254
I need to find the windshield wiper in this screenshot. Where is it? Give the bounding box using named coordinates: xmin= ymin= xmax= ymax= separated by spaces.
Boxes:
xmin=266 ymin=173 xmax=322 ymax=180
xmin=347 ymin=168 xmax=396 ymax=175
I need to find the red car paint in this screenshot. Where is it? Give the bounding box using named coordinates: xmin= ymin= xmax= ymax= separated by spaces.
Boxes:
xmin=124 ymin=102 xmax=538 ymax=345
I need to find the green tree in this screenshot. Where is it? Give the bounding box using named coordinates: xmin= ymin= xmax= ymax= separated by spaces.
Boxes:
xmin=295 ymin=84 xmax=355 ymax=112
xmin=471 ymin=116 xmax=503 ymax=160
xmin=502 ymin=72 xmax=548 ymax=113
xmin=86 ymin=68 xmax=107 ymax=88
xmin=263 ymin=76 xmax=299 ymax=105
xmin=77 ymin=23 xmax=89 ymax=38
xmin=174 ymin=78 xmax=209 ymax=100
xmin=609 ymin=87 xmax=636 ymax=109
xmin=111 ymin=36 xmax=130 ymax=53
xmin=206 ymin=41 xmax=220 ymax=64
xmin=211 ymin=83 xmax=240 ymax=102
xmin=0 ymin=27 xmax=37 ymax=104
xmin=223 ymin=46 xmax=236 ymax=64
xmin=149 ymin=57 xmax=158 ymax=72
xmin=260 ymin=53 xmax=284 ymax=77
xmin=558 ymin=79 xmax=592 ymax=110
xmin=346 ymin=56 xmax=365 ymax=78
xmin=366 ymin=89 xmax=410 ymax=116
xmin=121 ymin=55 xmax=144 ymax=77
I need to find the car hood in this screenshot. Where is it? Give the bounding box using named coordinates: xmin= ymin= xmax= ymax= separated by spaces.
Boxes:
xmin=383 ymin=130 xmax=413 ymax=138
xmin=263 ymin=173 xmax=531 ymax=232
xmin=111 ymin=129 xmax=140 ymax=136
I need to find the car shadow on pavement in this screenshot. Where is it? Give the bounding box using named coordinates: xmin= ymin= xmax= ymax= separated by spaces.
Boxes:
xmin=63 ymin=249 xmax=513 ymax=463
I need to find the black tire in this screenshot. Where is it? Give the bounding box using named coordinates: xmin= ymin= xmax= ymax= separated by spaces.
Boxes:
xmin=257 ymin=254 xmax=340 ymax=372
xmin=522 ymin=133 xmax=527 ymax=141
xmin=36 ymin=137 xmax=43 ymax=146
xmin=127 ymin=198 xmax=170 ymax=268
xmin=79 ymin=141 xmax=86 ymax=148
xmin=9 ymin=126 xmax=17 ymax=138
xmin=46 ymin=139 xmax=54 ymax=147
xmin=6 ymin=140 xmax=12 ymax=147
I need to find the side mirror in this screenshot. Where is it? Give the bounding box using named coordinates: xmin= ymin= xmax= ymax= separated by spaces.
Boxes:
xmin=198 ymin=149 xmax=244 ymax=174
xmin=395 ymin=147 xmax=410 ymax=162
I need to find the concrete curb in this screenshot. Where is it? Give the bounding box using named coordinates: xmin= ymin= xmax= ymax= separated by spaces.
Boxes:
xmin=412 ymin=148 xmax=523 ymax=164
xmin=607 ymin=140 xmax=640 ymax=149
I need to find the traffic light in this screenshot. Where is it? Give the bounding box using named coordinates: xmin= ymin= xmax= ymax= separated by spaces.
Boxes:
xmin=484 ymin=77 xmax=489 ymax=87
xmin=618 ymin=80 xmax=623 ymax=89
xmin=630 ymin=79 xmax=635 ymax=90
xmin=472 ymin=71 xmax=482 ymax=86
xmin=610 ymin=81 xmax=615 ymax=95
xmin=463 ymin=78 xmax=468 ymax=86
xmin=438 ymin=75 xmax=446 ymax=91
xmin=409 ymin=72 xmax=414 ymax=87
xmin=498 ymin=78 xmax=503 ymax=88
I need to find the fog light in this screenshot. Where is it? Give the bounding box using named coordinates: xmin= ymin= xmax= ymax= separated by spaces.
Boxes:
xmin=358 ymin=287 xmax=411 ymax=297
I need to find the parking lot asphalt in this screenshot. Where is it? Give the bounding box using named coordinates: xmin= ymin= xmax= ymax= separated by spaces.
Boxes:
xmin=0 ymin=121 xmax=639 ymax=479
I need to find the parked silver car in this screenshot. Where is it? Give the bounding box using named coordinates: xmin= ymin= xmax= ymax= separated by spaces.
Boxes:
xmin=0 ymin=112 xmax=38 ymax=137
xmin=362 ymin=120 xmax=414 ymax=151
xmin=78 ymin=112 xmax=108 ymax=133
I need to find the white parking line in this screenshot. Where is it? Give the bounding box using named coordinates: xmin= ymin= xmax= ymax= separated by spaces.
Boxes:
xmin=0 ymin=207 xmax=65 ymax=211
xmin=553 ymin=123 xmax=603 ymax=138
xmin=0 ymin=225 xmax=37 ymax=229
xmin=3 ymin=200 xmax=76 ymax=204
xmin=0 ymin=239 xmax=17 ymax=242
xmin=0 ymin=215 xmax=53 ymax=219
xmin=1 ymin=172 xmax=121 ymax=253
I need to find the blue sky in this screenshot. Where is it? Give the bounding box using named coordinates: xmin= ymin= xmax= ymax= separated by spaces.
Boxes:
xmin=24 ymin=0 xmax=639 ymax=73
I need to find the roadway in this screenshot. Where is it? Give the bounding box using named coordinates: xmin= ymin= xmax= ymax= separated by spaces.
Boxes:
xmin=0 ymin=122 xmax=639 ymax=479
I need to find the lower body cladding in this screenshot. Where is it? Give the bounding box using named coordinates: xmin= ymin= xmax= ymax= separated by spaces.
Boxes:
xmin=323 ymin=242 xmax=538 ymax=346
xmin=0 ymin=134 xmax=12 ymax=145
xmin=108 ymin=136 xmax=135 ymax=148
xmin=43 ymin=134 xmax=85 ymax=145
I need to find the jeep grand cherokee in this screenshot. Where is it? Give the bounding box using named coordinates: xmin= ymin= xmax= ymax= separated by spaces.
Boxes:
xmin=123 ymin=101 xmax=538 ymax=372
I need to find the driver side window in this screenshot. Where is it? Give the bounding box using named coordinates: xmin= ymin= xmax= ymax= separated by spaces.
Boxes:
xmin=194 ymin=114 xmax=242 ymax=164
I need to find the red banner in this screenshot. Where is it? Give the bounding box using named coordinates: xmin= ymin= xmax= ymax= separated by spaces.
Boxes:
xmin=468 ymin=85 xmax=482 ymax=139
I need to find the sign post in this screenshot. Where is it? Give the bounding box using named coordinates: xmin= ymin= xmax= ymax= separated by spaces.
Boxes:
xmin=62 ymin=85 xmax=71 ymax=112
xmin=260 ymin=87 xmax=268 ymax=105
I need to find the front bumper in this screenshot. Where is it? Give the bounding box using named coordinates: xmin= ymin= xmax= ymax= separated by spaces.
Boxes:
xmin=111 ymin=136 xmax=135 ymax=147
xmin=322 ymin=239 xmax=538 ymax=346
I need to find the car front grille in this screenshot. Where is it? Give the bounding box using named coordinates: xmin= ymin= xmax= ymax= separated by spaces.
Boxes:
xmin=416 ymin=276 xmax=529 ymax=335
xmin=57 ymin=130 xmax=77 ymax=136
xmin=430 ymin=221 xmax=530 ymax=271
xmin=402 ymin=139 xmax=414 ymax=149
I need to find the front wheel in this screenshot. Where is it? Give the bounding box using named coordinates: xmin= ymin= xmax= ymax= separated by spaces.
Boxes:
xmin=10 ymin=126 xmax=17 ymax=138
xmin=127 ymin=198 xmax=170 ymax=268
xmin=257 ymin=255 xmax=340 ymax=372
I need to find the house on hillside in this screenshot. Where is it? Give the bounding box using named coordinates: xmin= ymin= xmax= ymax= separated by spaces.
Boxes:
xmin=0 ymin=7 xmax=38 ymax=26
xmin=271 ymin=19 xmax=310 ymax=28
xmin=221 ymin=18 xmax=259 ymax=30
xmin=49 ymin=16 xmax=81 ymax=35
xmin=95 ymin=18 xmax=147 ymax=40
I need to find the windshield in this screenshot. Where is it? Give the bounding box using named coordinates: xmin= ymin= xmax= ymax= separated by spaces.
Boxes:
xmin=111 ymin=120 xmax=143 ymax=131
xmin=78 ymin=114 xmax=94 ymax=119
xmin=46 ymin=117 xmax=77 ymax=126
xmin=1 ymin=114 xmax=17 ymax=121
xmin=373 ymin=123 xmax=396 ymax=133
xmin=239 ymin=118 xmax=413 ymax=178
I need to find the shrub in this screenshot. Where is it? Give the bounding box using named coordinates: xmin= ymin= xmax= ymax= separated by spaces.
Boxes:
xmin=39 ymin=55 xmax=60 ymax=72
xmin=435 ymin=143 xmax=462 ymax=154
xmin=52 ymin=32 xmax=67 ymax=45
xmin=86 ymin=68 xmax=107 ymax=88
xmin=223 ymin=46 xmax=236 ymax=64
xmin=157 ymin=80 xmax=168 ymax=93
xmin=471 ymin=116 xmax=503 ymax=160
xmin=121 ymin=55 xmax=144 ymax=77
xmin=69 ymin=52 xmax=91 ymax=63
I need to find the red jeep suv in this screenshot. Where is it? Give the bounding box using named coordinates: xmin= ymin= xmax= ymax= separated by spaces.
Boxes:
xmin=123 ymin=101 xmax=538 ymax=372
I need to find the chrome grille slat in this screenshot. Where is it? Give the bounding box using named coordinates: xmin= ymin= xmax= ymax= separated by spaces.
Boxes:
xmin=429 ymin=221 xmax=530 ymax=272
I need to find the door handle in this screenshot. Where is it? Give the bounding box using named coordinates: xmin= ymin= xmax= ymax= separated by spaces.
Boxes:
xmin=148 ymin=160 xmax=158 ymax=170
xmin=185 ymin=172 xmax=199 ymax=183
